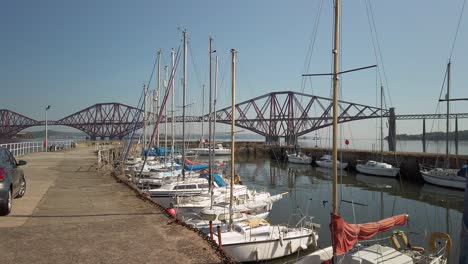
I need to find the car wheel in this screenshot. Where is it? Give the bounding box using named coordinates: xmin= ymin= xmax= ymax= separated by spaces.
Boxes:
xmin=0 ymin=189 xmax=12 ymax=216
xmin=16 ymin=177 xmax=26 ymax=198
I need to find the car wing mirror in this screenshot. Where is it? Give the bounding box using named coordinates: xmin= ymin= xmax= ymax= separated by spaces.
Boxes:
xmin=17 ymin=160 xmax=27 ymax=166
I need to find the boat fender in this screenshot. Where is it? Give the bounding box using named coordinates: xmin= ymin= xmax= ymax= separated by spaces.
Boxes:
xmin=311 ymin=232 xmax=318 ymax=248
xmin=287 ymin=241 xmax=293 ymax=253
xmin=255 ymin=248 xmax=259 ymax=261
xmin=234 ymin=174 xmax=241 ymax=184
xmin=429 ymin=232 xmax=452 ymax=254
xmin=279 ymin=228 xmax=284 ymax=247
xmin=391 ymin=231 xmax=408 ymax=249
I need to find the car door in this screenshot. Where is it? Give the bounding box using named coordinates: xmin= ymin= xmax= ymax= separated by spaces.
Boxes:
xmin=7 ymin=151 xmax=20 ymax=196
xmin=0 ymin=149 xmax=13 ymax=192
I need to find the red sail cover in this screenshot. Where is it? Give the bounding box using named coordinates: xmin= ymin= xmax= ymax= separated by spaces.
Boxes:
xmin=330 ymin=213 xmax=408 ymax=255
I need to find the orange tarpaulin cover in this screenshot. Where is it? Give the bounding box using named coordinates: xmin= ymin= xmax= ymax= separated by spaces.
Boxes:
xmin=330 ymin=213 xmax=408 ymax=255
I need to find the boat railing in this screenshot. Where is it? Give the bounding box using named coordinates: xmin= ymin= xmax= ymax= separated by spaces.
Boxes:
xmin=285 ymin=213 xmax=314 ymax=229
xmin=419 ymin=163 xmax=438 ymax=171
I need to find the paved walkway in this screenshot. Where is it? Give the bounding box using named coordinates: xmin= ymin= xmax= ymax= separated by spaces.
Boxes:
xmin=0 ymin=147 xmax=221 ymax=264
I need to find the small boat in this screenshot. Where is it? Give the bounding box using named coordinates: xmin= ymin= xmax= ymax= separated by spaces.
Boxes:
xmin=356 ymin=160 xmax=400 ymax=178
xmin=287 ymin=152 xmax=312 ymax=165
xmin=420 ymin=165 xmax=466 ymax=190
xmin=315 ymin=154 xmax=347 ymax=169
xmin=216 ymin=218 xmax=319 ymax=262
xmin=173 ymin=185 xmax=276 ymax=217
xmin=189 ymin=143 xmax=231 ymax=156
xmin=183 ymin=206 xmax=269 ymax=233
xmin=420 ymin=62 xmax=465 ymax=191
xmin=148 ymin=178 xmax=210 ymax=208
xmin=356 ymin=86 xmax=400 ymax=178
xmin=216 ymin=49 xmax=319 ymax=262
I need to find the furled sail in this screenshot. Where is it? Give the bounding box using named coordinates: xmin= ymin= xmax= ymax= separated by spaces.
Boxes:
xmin=330 ymin=213 xmax=408 ymax=255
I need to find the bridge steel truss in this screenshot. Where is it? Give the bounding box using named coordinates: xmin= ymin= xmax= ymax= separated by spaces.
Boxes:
xmin=56 ymin=103 xmax=144 ymax=140
xmin=0 ymin=109 xmax=40 ymax=138
xmin=3 ymin=91 xmax=468 ymax=140
xmin=395 ymin=113 xmax=468 ymax=120
xmin=178 ymin=91 xmax=388 ymax=144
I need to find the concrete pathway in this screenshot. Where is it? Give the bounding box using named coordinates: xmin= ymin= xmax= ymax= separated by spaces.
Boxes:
xmin=0 ymin=147 xmax=221 ymax=264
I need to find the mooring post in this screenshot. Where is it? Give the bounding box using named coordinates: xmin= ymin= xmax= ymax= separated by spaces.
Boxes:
xmin=209 ymin=221 xmax=214 ymax=241
xmin=422 ymin=118 xmax=426 ymax=153
xmin=387 ymin=107 xmax=396 ymax=152
xmin=216 ymin=226 xmax=222 ymax=249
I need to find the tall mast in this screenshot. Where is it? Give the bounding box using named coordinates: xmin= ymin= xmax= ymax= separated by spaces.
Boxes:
xmin=182 ymin=31 xmax=187 ymax=180
xmin=229 ymin=48 xmax=237 ymax=230
xmin=156 ymin=49 xmax=162 ymax=148
xmin=213 ymin=55 xmax=218 ymax=158
xmin=171 ymin=48 xmax=176 ymax=157
xmin=332 ymin=0 xmax=341 ymax=215
xmin=380 ymin=85 xmax=384 ymax=162
xmin=201 ymin=84 xmax=205 ymax=145
xmin=211 ymin=54 xmax=218 ymax=209
xmin=445 ymin=61 xmax=451 ymax=169
xmin=208 ymin=36 xmax=214 ymax=195
xmin=164 ymin=65 xmax=168 ymax=153
xmin=143 ymin=84 xmax=147 ymax=151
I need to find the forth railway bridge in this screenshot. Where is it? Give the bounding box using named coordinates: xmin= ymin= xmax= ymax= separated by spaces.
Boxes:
xmin=1 ymin=91 xmax=467 ymax=151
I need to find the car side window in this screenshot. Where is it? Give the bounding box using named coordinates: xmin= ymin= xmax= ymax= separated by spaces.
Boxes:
xmin=0 ymin=149 xmax=9 ymax=167
xmin=8 ymin=152 xmax=17 ymax=167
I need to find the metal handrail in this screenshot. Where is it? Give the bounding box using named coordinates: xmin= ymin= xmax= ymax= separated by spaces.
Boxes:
xmin=0 ymin=140 xmax=76 ymax=157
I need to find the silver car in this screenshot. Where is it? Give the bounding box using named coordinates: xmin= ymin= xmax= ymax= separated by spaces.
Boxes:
xmin=0 ymin=147 xmax=27 ymax=216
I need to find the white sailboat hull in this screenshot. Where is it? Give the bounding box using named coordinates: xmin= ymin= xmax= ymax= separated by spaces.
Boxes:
xmin=298 ymin=244 xmax=446 ymax=264
xmin=356 ymin=164 xmax=399 ymax=177
xmin=421 ymin=169 xmax=465 ymax=190
xmin=316 ymin=160 xmax=347 ymax=169
xmin=222 ymin=232 xmax=317 ymax=262
xmin=198 ymin=149 xmax=231 ymax=156
xmin=287 ymin=154 xmax=312 ymax=164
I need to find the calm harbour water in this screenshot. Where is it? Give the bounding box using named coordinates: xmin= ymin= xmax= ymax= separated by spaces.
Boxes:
xmin=202 ymin=154 xmax=463 ymax=263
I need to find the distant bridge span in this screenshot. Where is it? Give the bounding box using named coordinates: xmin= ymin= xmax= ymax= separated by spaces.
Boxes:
xmin=1 ymin=91 xmax=467 ymax=142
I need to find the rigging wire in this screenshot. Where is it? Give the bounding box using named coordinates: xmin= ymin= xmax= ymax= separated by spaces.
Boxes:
xmin=122 ymin=49 xmax=162 ymax=161
xmin=188 ymin=43 xmax=207 ymax=124
xmin=122 ymin=87 xmax=146 ymax=161
xmin=301 ymin=0 xmax=325 ymax=95
xmin=365 ymin=0 xmax=393 ymax=107
xmin=139 ymin=44 xmax=182 ymax=178
xmin=449 ymin=0 xmax=467 ymax=60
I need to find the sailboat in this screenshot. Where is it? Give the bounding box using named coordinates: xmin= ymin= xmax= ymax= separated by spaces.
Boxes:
xmin=315 ymin=154 xmax=347 ymax=169
xmin=287 ymin=150 xmax=313 ymax=165
xmin=356 ymin=86 xmax=400 ymax=178
xmin=298 ymin=0 xmax=450 ymax=263
xmin=420 ymin=62 xmax=466 ymax=190
xmin=212 ymin=49 xmax=319 ymax=262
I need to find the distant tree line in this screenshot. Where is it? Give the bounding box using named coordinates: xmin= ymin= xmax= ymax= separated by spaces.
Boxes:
xmin=386 ymin=130 xmax=468 ymax=140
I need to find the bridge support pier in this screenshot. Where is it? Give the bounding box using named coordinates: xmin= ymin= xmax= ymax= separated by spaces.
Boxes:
xmin=456 ymin=116 xmax=459 ymax=155
xmin=284 ymin=135 xmax=297 ymax=146
xmin=90 ymin=136 xmax=97 ymax=141
xmin=422 ymin=118 xmax=426 ymax=153
xmin=265 ymin=136 xmax=280 ymax=145
xmin=387 ymin=107 xmax=397 ymax=152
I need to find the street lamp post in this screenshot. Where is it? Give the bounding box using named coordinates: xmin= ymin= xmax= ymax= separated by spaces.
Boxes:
xmin=45 ymin=105 xmax=51 ymax=152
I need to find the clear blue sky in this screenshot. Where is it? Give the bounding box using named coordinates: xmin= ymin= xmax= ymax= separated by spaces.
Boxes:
xmin=1 ymin=0 xmax=467 ymax=138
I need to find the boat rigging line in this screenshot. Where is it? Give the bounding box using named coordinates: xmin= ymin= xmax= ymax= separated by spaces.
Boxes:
xmin=138 ymin=44 xmax=182 ymax=180
xmin=448 ymin=0 xmax=467 ymax=60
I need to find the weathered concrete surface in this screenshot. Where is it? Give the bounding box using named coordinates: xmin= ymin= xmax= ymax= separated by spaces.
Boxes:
xmin=0 ymin=147 xmax=221 ymax=264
